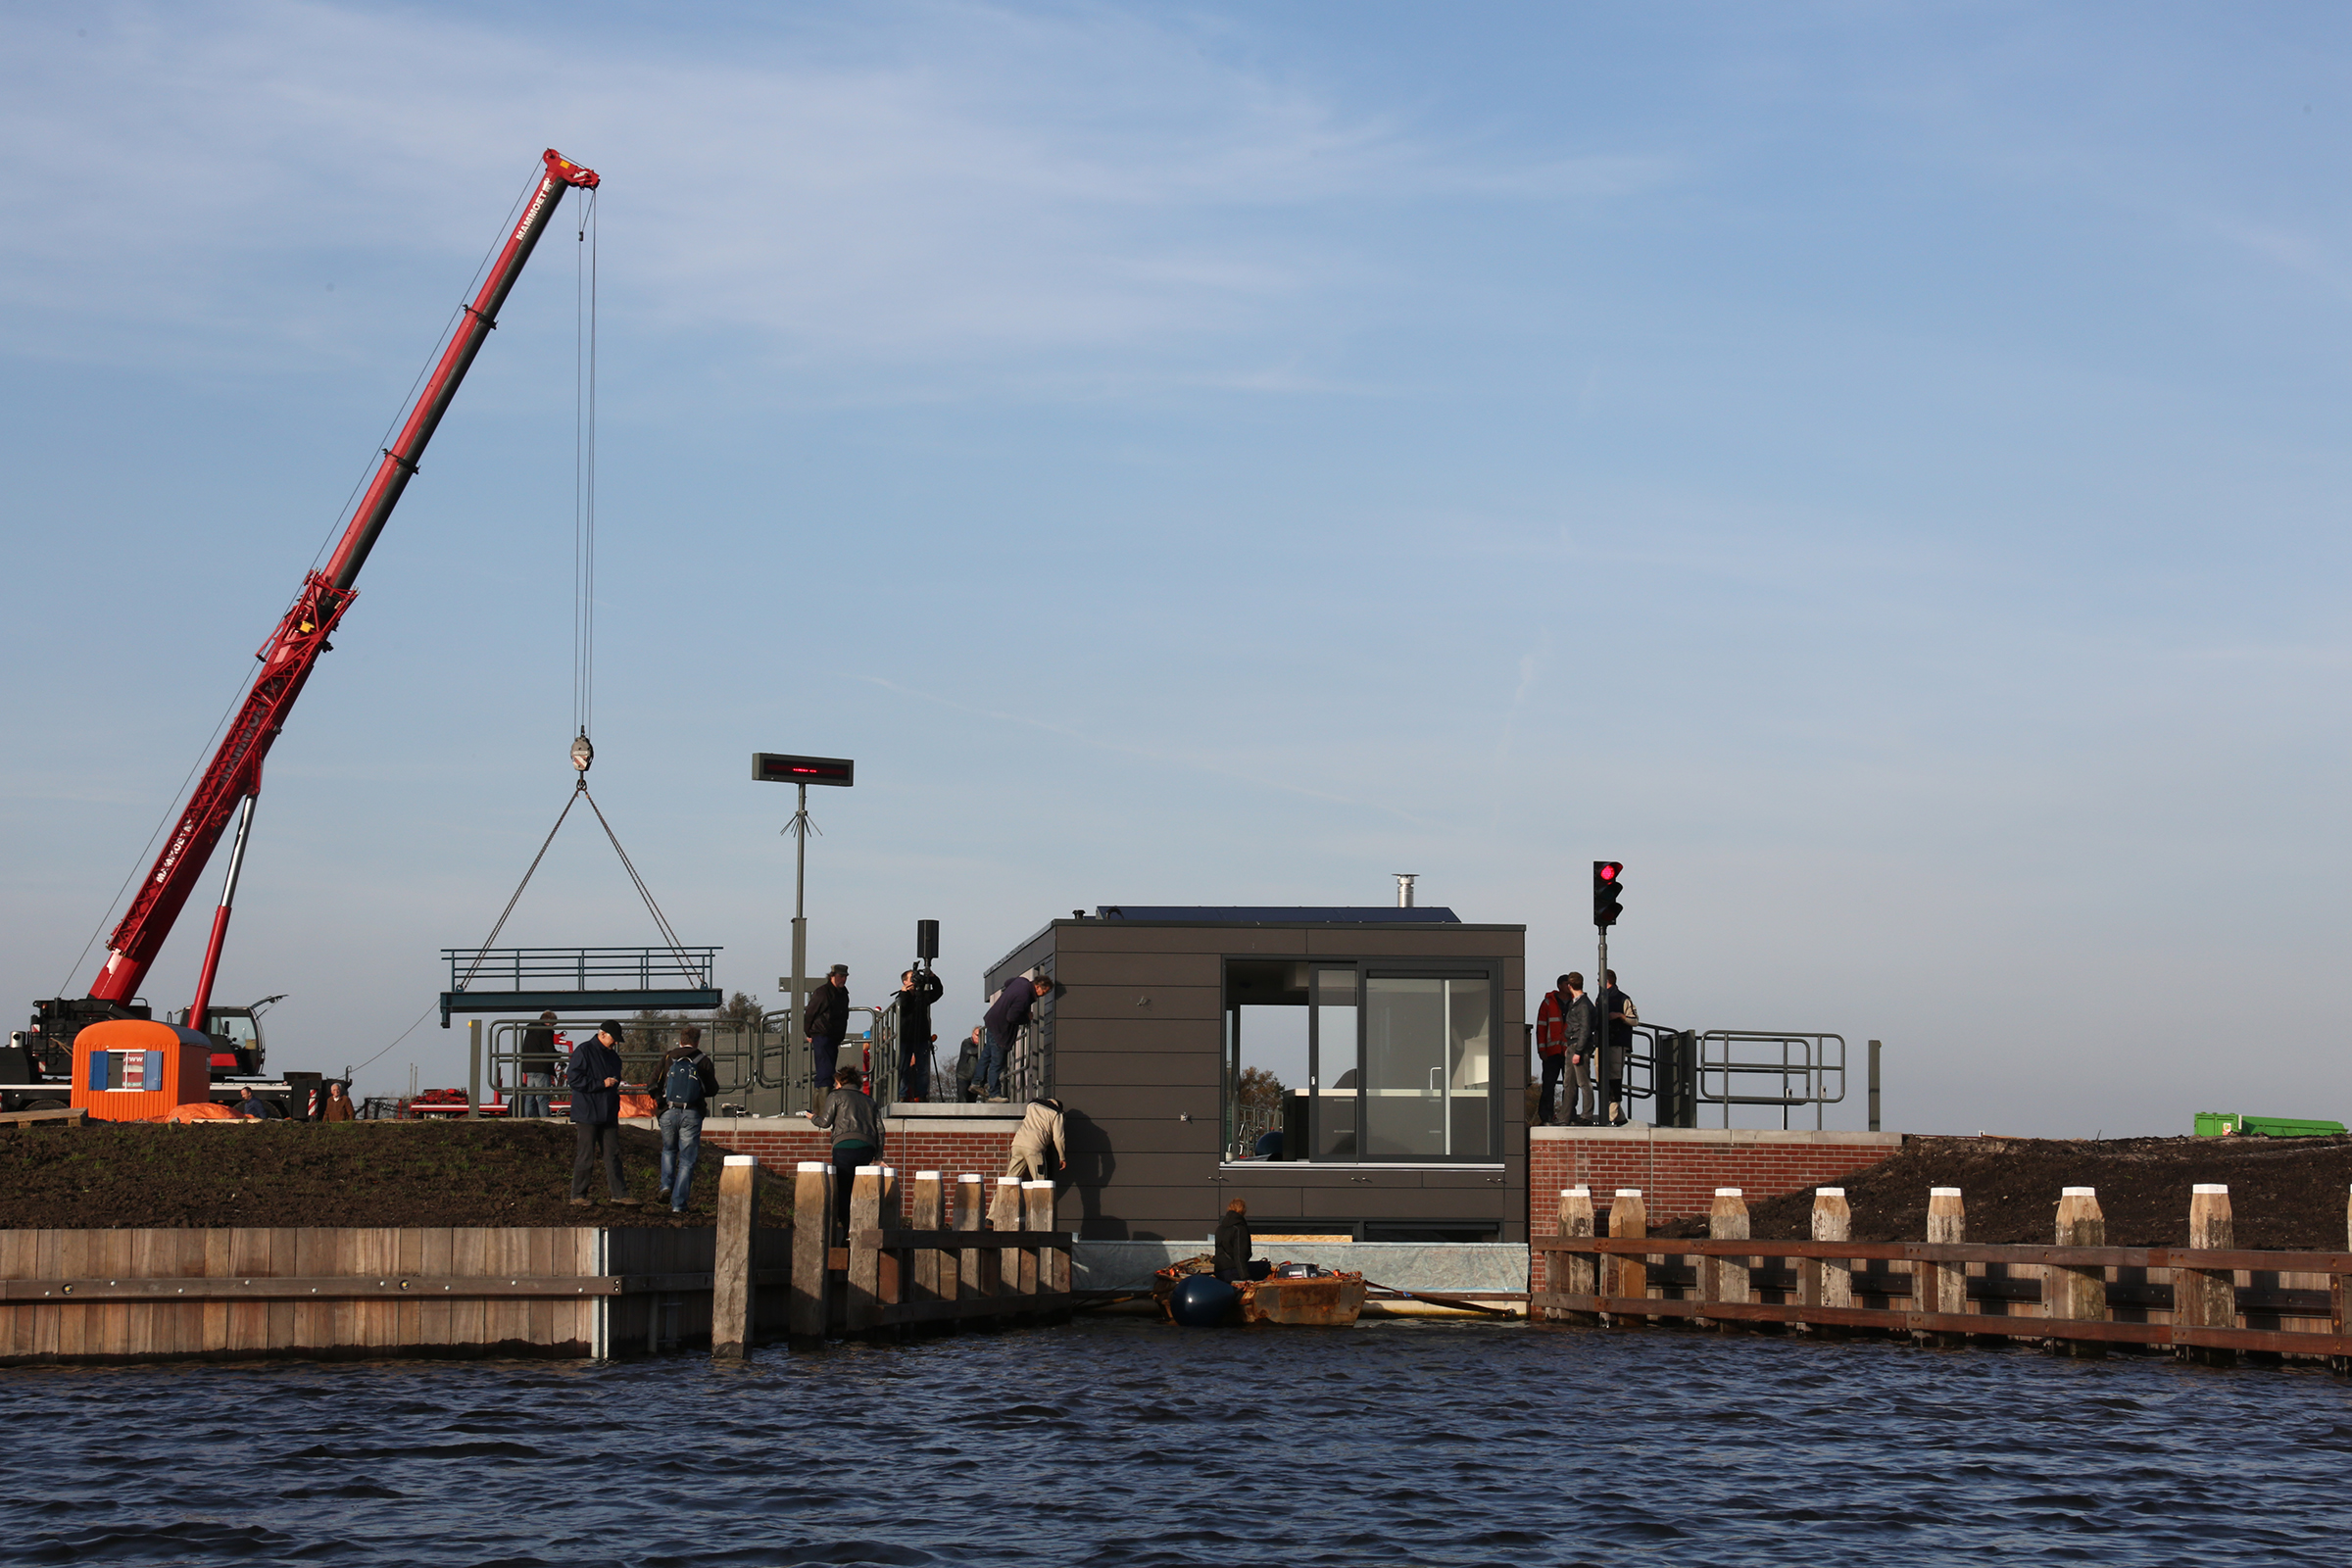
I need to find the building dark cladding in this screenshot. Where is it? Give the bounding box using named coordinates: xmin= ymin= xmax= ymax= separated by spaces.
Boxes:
xmin=984 ymin=906 xmax=1527 ymax=1245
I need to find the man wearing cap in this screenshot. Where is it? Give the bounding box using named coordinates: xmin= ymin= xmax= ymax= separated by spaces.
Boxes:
xmin=566 ymin=1020 xmax=641 ymax=1206
xmin=805 ymin=965 xmax=851 ymax=1113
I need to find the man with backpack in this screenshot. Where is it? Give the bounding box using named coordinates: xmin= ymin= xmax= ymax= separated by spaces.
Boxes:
xmin=650 ymin=1025 xmax=721 ymax=1214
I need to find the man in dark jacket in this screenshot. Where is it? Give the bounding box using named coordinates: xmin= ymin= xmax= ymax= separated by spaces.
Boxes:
xmin=1599 ymin=970 xmax=1635 ymax=1127
xmin=808 ymin=1065 xmax=886 ymax=1242
xmin=518 ymin=1009 xmax=559 ymax=1118
xmin=979 ymin=973 xmax=1054 ymax=1102
xmin=650 ymin=1025 xmax=721 ymax=1213
xmin=566 ymin=1020 xmax=641 ymax=1205
xmin=805 ymin=965 xmax=851 ymax=1111
xmin=895 ymin=967 xmax=945 ymax=1102
xmin=1213 ymin=1198 xmax=1270 ymax=1283
xmin=1534 ymin=973 xmax=1597 ymax=1125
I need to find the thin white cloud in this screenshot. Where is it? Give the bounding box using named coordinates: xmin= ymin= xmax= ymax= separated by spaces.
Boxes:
xmin=0 ymin=0 xmax=1676 ymax=372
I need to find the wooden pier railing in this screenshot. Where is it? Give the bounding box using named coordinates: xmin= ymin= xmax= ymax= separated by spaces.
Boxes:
xmin=1530 ymin=1182 xmax=2352 ymax=1365
xmin=714 ymin=1160 xmax=1071 ymax=1354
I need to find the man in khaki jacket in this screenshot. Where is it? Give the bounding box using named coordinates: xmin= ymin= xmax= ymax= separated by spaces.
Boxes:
xmin=1005 ymin=1096 xmax=1067 ymax=1182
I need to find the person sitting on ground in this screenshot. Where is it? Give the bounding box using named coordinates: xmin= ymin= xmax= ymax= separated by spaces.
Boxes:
xmin=808 ymin=1064 xmax=886 ymax=1243
xmin=321 ymin=1082 xmax=355 ymax=1122
xmin=1213 ymin=1198 xmax=1271 ymax=1283
xmin=1005 ymin=1096 xmax=1068 ymax=1183
xmin=233 ymin=1087 xmax=283 ymax=1119
xmin=650 ymin=1025 xmax=721 ymax=1214
xmin=566 ymin=1019 xmax=641 ymax=1207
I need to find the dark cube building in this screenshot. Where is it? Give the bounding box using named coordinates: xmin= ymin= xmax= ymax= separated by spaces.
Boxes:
xmin=985 ymin=906 xmax=1527 ymax=1244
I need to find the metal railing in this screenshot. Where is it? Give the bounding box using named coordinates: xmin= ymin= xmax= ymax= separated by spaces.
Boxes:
xmin=443 ymin=946 xmax=718 ymax=994
xmin=1567 ymin=1025 xmax=1845 ymax=1129
xmin=1697 ymin=1031 xmax=1845 ymax=1129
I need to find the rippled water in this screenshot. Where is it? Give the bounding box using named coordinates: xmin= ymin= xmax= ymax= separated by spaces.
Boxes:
xmin=4 ymin=1321 xmax=2349 ymax=1565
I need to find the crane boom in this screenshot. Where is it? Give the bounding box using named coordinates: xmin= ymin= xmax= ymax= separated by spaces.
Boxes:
xmin=85 ymin=149 xmax=600 ymax=1008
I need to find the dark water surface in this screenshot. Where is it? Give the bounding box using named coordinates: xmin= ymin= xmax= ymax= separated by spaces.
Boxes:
xmin=4 ymin=1320 xmax=2348 ymax=1566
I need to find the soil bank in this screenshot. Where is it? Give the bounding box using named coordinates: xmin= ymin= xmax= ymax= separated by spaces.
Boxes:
xmin=0 ymin=1120 xmax=783 ymax=1230
xmin=1651 ymin=1133 xmax=2352 ymax=1249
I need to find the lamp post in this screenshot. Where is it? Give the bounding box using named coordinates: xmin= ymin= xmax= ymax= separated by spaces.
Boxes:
xmin=753 ymin=754 xmax=856 ymax=1106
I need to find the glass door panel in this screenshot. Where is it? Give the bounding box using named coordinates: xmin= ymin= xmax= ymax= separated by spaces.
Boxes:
xmin=1364 ymin=977 xmax=1446 ymax=1158
xmin=1310 ymin=968 xmax=1357 ymax=1159
xmin=1445 ymin=977 xmax=1494 ymax=1158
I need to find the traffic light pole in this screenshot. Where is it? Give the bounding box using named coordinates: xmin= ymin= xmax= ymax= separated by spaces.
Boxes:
xmin=1595 ymin=925 xmax=1610 ymax=1122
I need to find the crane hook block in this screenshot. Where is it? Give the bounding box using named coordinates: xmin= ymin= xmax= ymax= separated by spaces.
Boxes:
xmin=570 ymin=733 xmax=594 ymax=773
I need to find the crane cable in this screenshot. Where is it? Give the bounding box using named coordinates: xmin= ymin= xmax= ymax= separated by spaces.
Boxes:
xmin=454 ymin=189 xmax=699 ymax=999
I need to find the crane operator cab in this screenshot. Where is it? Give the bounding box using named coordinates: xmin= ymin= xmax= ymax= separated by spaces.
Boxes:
xmin=165 ymin=995 xmax=281 ymax=1076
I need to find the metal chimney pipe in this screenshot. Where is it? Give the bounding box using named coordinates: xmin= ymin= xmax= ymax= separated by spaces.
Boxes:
xmin=1395 ymin=873 xmax=1417 ymax=908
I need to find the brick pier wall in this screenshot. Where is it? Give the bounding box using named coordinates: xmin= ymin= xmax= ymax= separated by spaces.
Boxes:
xmin=668 ymin=1110 xmax=1024 ymax=1221
xmin=1530 ymin=1126 xmax=1903 ymax=1293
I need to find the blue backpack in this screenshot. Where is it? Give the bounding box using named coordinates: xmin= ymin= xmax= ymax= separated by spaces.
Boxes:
xmin=663 ymin=1054 xmax=707 ymax=1108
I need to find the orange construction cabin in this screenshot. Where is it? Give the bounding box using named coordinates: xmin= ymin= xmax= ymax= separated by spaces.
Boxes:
xmin=70 ymin=1019 xmax=215 ymax=1121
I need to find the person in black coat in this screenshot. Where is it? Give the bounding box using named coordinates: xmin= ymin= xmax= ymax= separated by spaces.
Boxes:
xmin=1213 ymin=1199 xmax=1271 ymax=1283
xmin=566 ymin=1020 xmax=641 ymax=1205
xmin=895 ymin=967 xmax=945 ymax=1101
xmin=805 ymin=965 xmax=851 ymax=1110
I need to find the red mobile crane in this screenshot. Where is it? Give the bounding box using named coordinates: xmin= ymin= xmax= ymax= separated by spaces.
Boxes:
xmin=3 ymin=150 xmax=600 ymax=1110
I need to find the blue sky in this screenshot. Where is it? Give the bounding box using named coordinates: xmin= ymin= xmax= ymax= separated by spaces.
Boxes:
xmin=4 ymin=2 xmax=2347 ymax=1134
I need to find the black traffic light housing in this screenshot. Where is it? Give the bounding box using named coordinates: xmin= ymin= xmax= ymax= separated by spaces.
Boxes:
xmin=1592 ymin=861 xmax=1624 ymax=928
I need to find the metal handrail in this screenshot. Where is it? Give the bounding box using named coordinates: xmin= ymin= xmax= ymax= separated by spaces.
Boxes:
xmin=442 ymin=946 xmax=717 ymax=992
xmin=1697 ymin=1030 xmax=1845 ymax=1129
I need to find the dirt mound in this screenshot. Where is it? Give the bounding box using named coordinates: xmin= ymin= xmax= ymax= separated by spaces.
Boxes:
xmin=0 ymin=1120 xmax=781 ymax=1230
xmin=1651 ymin=1134 xmax=2352 ymax=1250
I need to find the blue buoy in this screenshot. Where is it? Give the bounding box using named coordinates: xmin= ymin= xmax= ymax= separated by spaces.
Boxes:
xmin=1168 ymin=1274 xmax=1238 ymax=1327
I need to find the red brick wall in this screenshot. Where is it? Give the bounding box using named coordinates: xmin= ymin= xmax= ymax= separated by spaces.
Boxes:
xmin=1530 ymin=1127 xmax=1901 ymax=1292
xmin=691 ymin=1117 xmax=1020 ymax=1221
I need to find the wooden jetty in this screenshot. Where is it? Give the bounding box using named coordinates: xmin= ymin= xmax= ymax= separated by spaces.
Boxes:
xmin=1532 ymin=1181 xmax=2352 ymax=1366
xmin=0 ymin=1158 xmax=1069 ymax=1365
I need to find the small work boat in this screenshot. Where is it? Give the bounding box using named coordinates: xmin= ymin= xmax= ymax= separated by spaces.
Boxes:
xmin=1152 ymin=1256 xmax=1368 ymax=1327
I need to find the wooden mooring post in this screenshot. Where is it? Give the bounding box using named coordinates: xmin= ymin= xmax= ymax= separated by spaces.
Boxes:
xmin=1918 ymin=1186 xmax=1967 ymax=1348
xmin=790 ymin=1161 xmax=829 ymax=1343
xmin=956 ymin=1173 xmax=983 ymax=1305
xmin=911 ymin=1171 xmax=944 ymax=1305
xmin=1551 ymin=1188 xmax=1596 ymax=1326
xmin=2175 ymin=1183 xmax=2235 ymax=1368
xmin=2049 ymin=1187 xmax=2106 ymax=1358
xmin=1800 ymin=1188 xmax=1852 ymax=1339
xmin=711 ymin=1155 xmax=760 ymax=1359
xmin=1608 ymin=1189 xmax=1647 ymax=1324
xmin=1699 ymin=1188 xmax=1748 ymax=1329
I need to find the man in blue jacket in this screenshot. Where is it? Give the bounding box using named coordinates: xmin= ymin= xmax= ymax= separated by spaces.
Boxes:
xmin=979 ymin=973 xmax=1054 ymax=1102
xmin=567 ymin=1020 xmax=642 ymax=1206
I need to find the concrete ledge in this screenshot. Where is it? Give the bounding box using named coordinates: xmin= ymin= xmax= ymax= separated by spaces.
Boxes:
xmin=1531 ymin=1126 xmax=1903 ymax=1148
xmin=687 ymin=1113 xmax=1024 ymax=1135
xmin=1074 ymin=1240 xmax=1528 ymax=1294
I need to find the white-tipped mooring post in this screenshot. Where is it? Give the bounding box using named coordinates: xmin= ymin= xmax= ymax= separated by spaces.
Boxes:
xmin=1609 ymin=1189 xmax=1648 ymax=1323
xmin=1800 ymin=1188 xmax=1851 ymax=1338
xmin=2176 ymin=1183 xmax=2236 ymax=1368
xmin=846 ymin=1165 xmax=886 ymax=1335
xmin=955 ymin=1174 xmax=983 ymax=1303
xmin=2050 ymin=1186 xmax=2107 ymax=1357
xmin=1919 ymin=1187 xmax=1967 ymax=1347
xmin=911 ymin=1171 xmax=944 ymax=1305
xmin=1703 ymin=1188 xmax=1749 ymax=1327
xmin=711 ymin=1155 xmax=760 ymax=1359
xmin=982 ymin=1176 xmax=1021 ymax=1298
xmin=790 ymin=1160 xmax=829 ymax=1342
xmin=1556 ymin=1188 xmax=1597 ymax=1325
xmin=1022 ymin=1180 xmax=1057 ymax=1299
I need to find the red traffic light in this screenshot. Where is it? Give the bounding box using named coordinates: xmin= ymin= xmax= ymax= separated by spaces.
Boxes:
xmin=1592 ymin=860 xmax=1624 ymax=927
